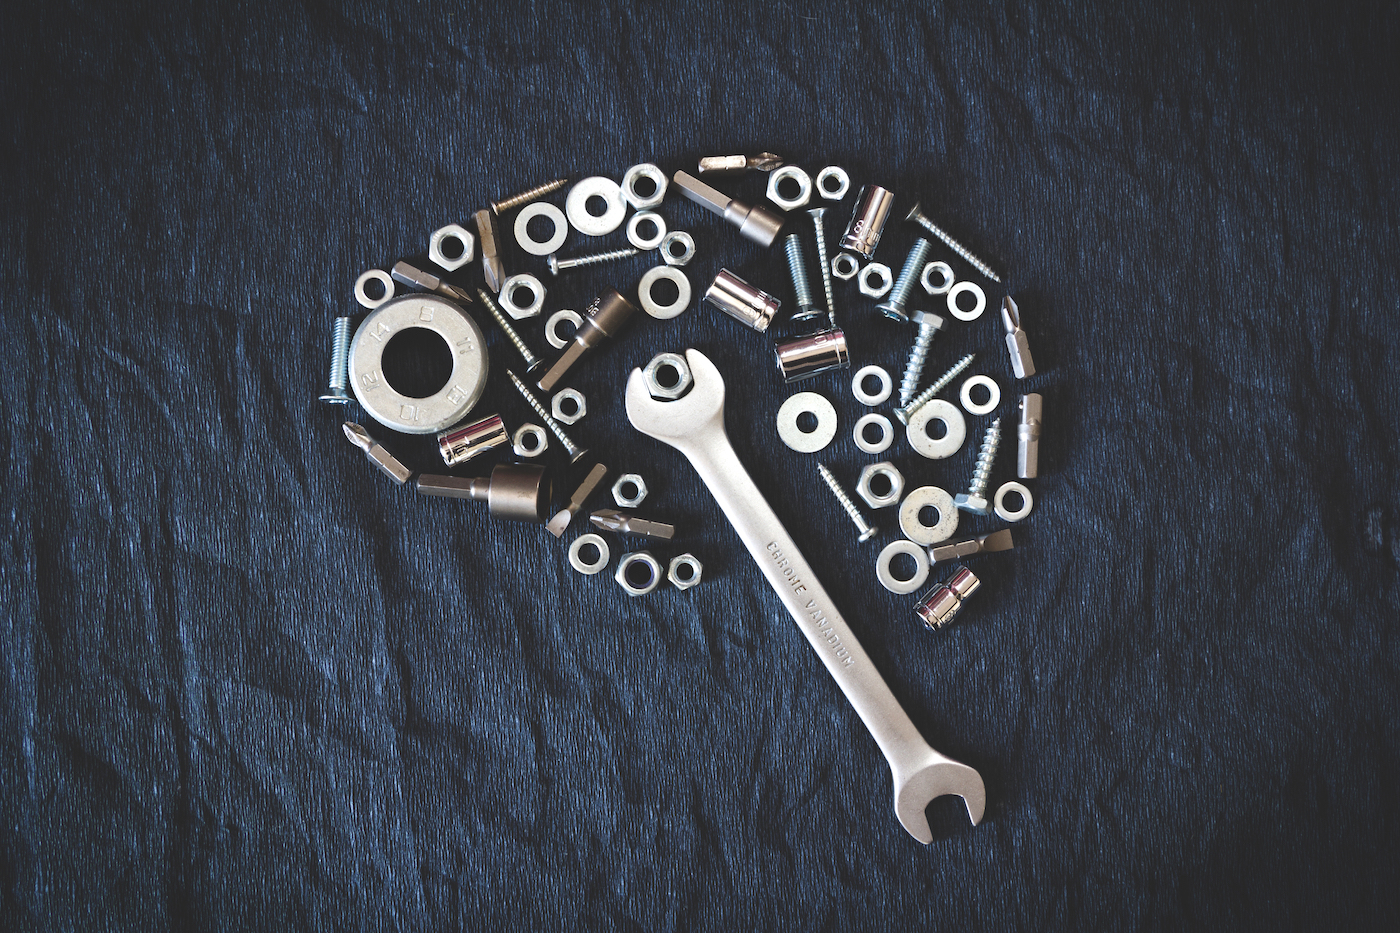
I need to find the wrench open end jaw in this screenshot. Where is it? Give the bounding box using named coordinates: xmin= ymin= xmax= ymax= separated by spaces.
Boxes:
xmin=895 ymin=758 xmax=987 ymax=842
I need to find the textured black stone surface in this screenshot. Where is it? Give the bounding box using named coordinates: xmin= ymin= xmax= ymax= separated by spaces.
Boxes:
xmin=3 ymin=2 xmax=1399 ymax=929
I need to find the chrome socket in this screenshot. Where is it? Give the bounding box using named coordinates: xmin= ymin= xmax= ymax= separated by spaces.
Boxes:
xmin=436 ymin=413 xmax=509 ymax=467
xmin=840 ymin=185 xmax=895 ymax=259
xmin=703 ymin=268 xmax=781 ymax=333
xmin=773 ymin=328 xmax=850 ymax=383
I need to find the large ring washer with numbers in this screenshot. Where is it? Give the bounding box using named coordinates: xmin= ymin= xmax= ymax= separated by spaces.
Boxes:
xmin=347 ymin=294 xmax=490 ymax=434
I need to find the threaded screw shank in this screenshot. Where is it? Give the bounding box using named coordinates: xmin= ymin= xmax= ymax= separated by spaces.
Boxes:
xmin=894 ymin=352 xmax=976 ymax=424
xmin=817 ymin=462 xmax=876 ymax=542
xmin=507 ymin=370 xmax=586 ymax=462
xmin=784 ymin=233 xmax=818 ymax=319
xmin=477 ymin=289 xmax=541 ymax=371
xmin=967 ymin=419 xmax=1002 ymax=499
xmin=491 ymin=177 xmax=570 ymax=215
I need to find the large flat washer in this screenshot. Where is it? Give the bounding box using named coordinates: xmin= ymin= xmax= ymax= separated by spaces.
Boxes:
xmin=565 ymin=176 xmax=627 ymax=236
xmin=513 ymin=202 xmax=568 ymax=256
xmin=776 ymin=392 xmax=838 ymax=453
xmin=906 ymin=399 xmax=967 ymax=459
xmin=348 ymin=294 xmax=489 ymax=435
xmin=898 ymin=485 xmax=959 ymax=545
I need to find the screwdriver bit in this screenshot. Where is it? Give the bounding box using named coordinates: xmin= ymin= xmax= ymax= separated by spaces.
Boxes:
xmin=927 ymin=529 xmax=1014 ymax=564
xmin=343 ymin=422 xmax=413 ymax=485
xmin=671 ymin=170 xmax=786 ymax=247
xmin=546 ymin=463 xmax=609 ymax=537
xmin=696 ymin=153 xmax=783 ymax=174
xmin=589 ymin=509 xmax=676 ymax=539
xmin=474 ymin=208 xmax=505 ymax=293
xmin=391 ymin=261 xmax=474 ymax=304
xmin=1002 ymin=296 xmax=1036 ymax=378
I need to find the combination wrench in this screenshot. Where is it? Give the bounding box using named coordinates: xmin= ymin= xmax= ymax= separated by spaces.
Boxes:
xmin=626 ymin=349 xmax=985 ymax=843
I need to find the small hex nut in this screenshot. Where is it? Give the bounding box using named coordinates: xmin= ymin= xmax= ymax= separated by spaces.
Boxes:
xmin=499 ymin=273 xmax=545 ymax=320
xmin=613 ymin=473 xmax=648 ymax=508
xmin=551 ymin=387 xmax=586 ymax=425
xmin=643 ymin=352 xmax=693 ymax=401
xmin=857 ymin=462 xmax=905 ymax=509
xmin=615 ymin=551 xmax=662 ymax=596
xmin=667 ymin=554 xmax=703 ymax=590
xmin=429 ymin=224 xmax=475 ymax=272
xmin=832 ymin=253 xmax=860 ymax=281
xmin=858 ymin=262 xmax=893 ymax=299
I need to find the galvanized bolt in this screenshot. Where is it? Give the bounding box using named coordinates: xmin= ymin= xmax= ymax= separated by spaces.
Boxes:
xmin=491 ymin=177 xmax=570 ymax=215
xmin=905 ymin=202 xmax=1001 ymax=283
xmin=319 ymin=316 xmax=353 ymax=404
xmin=898 ymin=310 xmax=946 ymax=408
xmin=876 ymin=238 xmax=932 ymax=321
xmin=547 ymin=247 xmax=640 ymax=276
xmin=817 ymin=462 xmax=877 ymax=542
xmin=807 ymin=207 xmax=837 ymax=327
xmin=507 ymin=370 xmax=587 ymax=463
xmin=954 ymin=419 xmax=1002 ymax=515
xmin=783 ymin=233 xmax=821 ymax=321
xmin=894 ymin=352 xmax=976 ymax=425
xmin=475 ymin=289 xmax=542 ymax=374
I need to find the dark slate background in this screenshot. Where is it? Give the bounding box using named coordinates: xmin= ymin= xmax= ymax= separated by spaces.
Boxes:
xmin=3 ymin=1 xmax=1399 ymax=929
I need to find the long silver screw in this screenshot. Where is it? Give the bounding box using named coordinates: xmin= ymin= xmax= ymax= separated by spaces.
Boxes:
xmin=507 ymin=370 xmax=587 ymax=463
xmin=898 ymin=310 xmax=946 ymax=408
xmin=816 ymin=462 xmax=877 ymax=542
xmin=807 ymin=207 xmax=837 ymax=327
xmin=491 ymin=177 xmax=569 ymax=214
xmin=783 ymin=233 xmax=820 ymax=321
xmin=476 ymin=289 xmax=542 ymax=374
xmin=319 ymin=316 xmax=352 ymax=404
xmin=547 ymin=247 xmax=640 ymax=276
xmin=876 ymin=238 xmax=932 ymax=321
xmin=905 ymin=202 xmax=1001 ymax=283
xmin=894 ymin=352 xmax=976 ymax=424
xmin=954 ymin=419 xmax=1002 ymax=515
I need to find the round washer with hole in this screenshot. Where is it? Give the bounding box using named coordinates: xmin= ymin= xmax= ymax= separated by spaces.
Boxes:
xmin=960 ymin=374 xmax=1001 ymax=416
xmin=568 ymin=533 xmax=611 ymax=575
xmin=637 ymin=266 xmax=691 ymax=320
xmin=946 ymin=280 xmax=987 ymax=322
xmin=816 ymin=165 xmax=851 ymax=201
xmin=776 ymin=392 xmax=838 ymax=454
xmin=906 ymin=399 xmax=967 ymax=459
xmin=347 ymin=294 xmax=489 ymax=434
xmin=354 ymin=269 xmax=394 ymax=309
xmin=513 ymin=202 xmax=568 ymax=256
xmin=660 ymin=231 xmax=695 ymax=266
xmin=853 ymin=413 xmax=894 ymax=454
xmin=858 ymin=262 xmax=893 ymax=299
xmin=513 ymin=423 xmax=549 ymax=458
xmin=612 ymin=473 xmax=648 ymax=508
xmin=429 ymin=224 xmax=475 ymax=271
xmin=898 ymin=486 xmax=959 ymax=545
xmin=615 ymin=551 xmax=662 ymax=596
xmin=565 ymin=176 xmax=627 ymax=236
xmin=544 ymin=308 xmax=583 ymax=349
xmin=499 ymin=273 xmax=545 ymax=320
xmin=921 ymin=261 xmax=955 ymax=295
xmin=621 ymin=163 xmax=667 ymax=210
xmin=995 ymin=481 xmax=1034 ymax=522
xmin=876 ymin=539 xmax=931 ymax=595
xmin=766 ymin=165 xmax=813 ymax=210
xmin=626 ymin=211 xmax=667 ymax=250
xmin=852 ymin=365 xmax=893 ymax=406
xmin=832 ymin=253 xmax=860 ymax=280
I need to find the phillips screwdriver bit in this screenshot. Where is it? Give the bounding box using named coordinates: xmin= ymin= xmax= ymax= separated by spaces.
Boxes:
xmin=474 ymin=208 xmax=505 ymax=293
xmin=1001 ymin=295 xmax=1036 ymax=379
xmin=343 ymin=422 xmax=413 ymax=485
xmin=671 ymin=170 xmax=786 ymax=247
xmin=696 ymin=153 xmax=783 ymax=174
xmin=391 ymin=261 xmax=474 ymax=304
xmin=588 ymin=509 xmax=676 ymax=539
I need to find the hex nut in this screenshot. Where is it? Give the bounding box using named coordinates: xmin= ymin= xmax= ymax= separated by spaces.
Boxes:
xmin=831 ymin=253 xmax=860 ymax=281
xmin=858 ymin=262 xmax=893 ymax=299
xmin=921 ymin=260 xmax=955 ymax=295
xmin=612 ymin=473 xmax=648 ymax=508
xmin=857 ymin=462 xmax=905 ymax=510
xmin=621 ymin=163 xmax=668 ymax=210
xmin=660 ymin=231 xmax=696 ymax=266
xmin=512 ymin=423 xmax=549 ymax=458
xmin=499 ymin=273 xmax=546 ymax=320
xmin=615 ymin=551 xmax=662 ymax=596
xmin=815 ymin=165 xmax=851 ymax=201
xmin=643 ymin=352 xmax=693 ymax=401
xmin=667 ymin=553 xmax=703 ymax=590
xmin=429 ymin=224 xmax=475 ymax=272
xmin=766 ymin=165 xmax=813 ymax=210
xmin=551 ymin=387 xmax=586 ymax=425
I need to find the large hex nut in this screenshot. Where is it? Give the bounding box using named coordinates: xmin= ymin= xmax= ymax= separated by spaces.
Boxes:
xmin=429 ymin=224 xmax=475 ymax=272
xmin=551 ymin=387 xmax=586 ymax=425
xmin=858 ymin=262 xmax=893 ymax=299
xmin=612 ymin=474 xmax=648 ymax=508
xmin=766 ymin=165 xmax=813 ymax=210
xmin=642 ymin=352 xmax=693 ymax=400
xmin=667 ymin=553 xmax=703 ymax=590
xmin=857 ymin=462 xmax=905 ymax=509
xmin=615 ymin=551 xmax=662 ymax=596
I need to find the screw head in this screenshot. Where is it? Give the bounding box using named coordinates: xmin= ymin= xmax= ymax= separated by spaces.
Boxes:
xmin=904 ymin=200 xmax=925 ymax=223
xmin=858 ymin=526 xmax=879 ymax=543
xmin=953 ymin=493 xmax=991 ymax=515
xmin=546 ymin=255 xmax=561 ymax=276
xmin=319 ymin=388 xmax=352 ymax=404
xmin=909 ymin=309 xmax=945 ymax=330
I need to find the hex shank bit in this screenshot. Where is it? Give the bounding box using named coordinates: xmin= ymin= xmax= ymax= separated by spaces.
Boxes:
xmin=546 ymin=463 xmax=609 ymax=537
xmin=928 ymin=529 xmax=1014 ymax=564
xmin=343 ymin=422 xmax=413 ymax=485
xmin=589 ymin=509 xmax=676 ymax=539
xmin=671 ymin=170 xmax=785 ymax=247
xmin=537 ymin=289 xmax=638 ymax=392
xmin=474 ymin=208 xmax=505 ymax=293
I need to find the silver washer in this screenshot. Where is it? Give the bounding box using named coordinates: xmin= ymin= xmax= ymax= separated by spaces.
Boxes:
xmin=776 ymin=392 xmax=838 ymax=454
xmin=660 ymin=231 xmax=695 ymax=266
xmin=947 ymin=280 xmax=987 ymax=321
xmin=499 ymin=273 xmax=545 ymax=320
xmin=852 ymin=365 xmax=893 ymax=406
xmin=544 ymin=308 xmax=583 ymax=349
xmin=854 ymin=413 xmax=894 ymax=454
xmin=565 ymin=176 xmax=626 ymax=236
xmin=348 ymin=294 xmax=489 ymax=435
xmin=920 ymin=261 xmax=955 ymax=295
xmin=959 ymin=374 xmax=1001 ymax=416
xmin=831 ymin=253 xmax=860 ymax=280
xmin=615 ymin=551 xmax=662 ymax=596
xmin=898 ymin=485 xmax=959 ymax=545
xmin=429 ymin=224 xmax=475 ymax=271
xmin=994 ymin=481 xmax=1034 ymax=522
xmin=906 ymin=399 xmax=967 ymax=459
xmin=637 ymin=266 xmax=691 ymax=320
xmin=858 ymin=262 xmax=893 ymax=298
xmin=512 ymin=423 xmax=549 ymax=458
xmin=815 ymin=166 xmax=851 ymax=201
xmin=766 ymin=165 xmax=813 ymax=210
xmin=568 ymin=533 xmax=611 ymax=575
xmin=513 ymin=202 xmax=568 ymax=256
xmin=876 ymin=539 xmax=931 ymax=595
xmin=621 ymin=163 xmax=668 ymax=210
xmin=354 ymin=269 xmax=394 ymax=309
xmin=626 ymin=211 xmax=667 ymax=250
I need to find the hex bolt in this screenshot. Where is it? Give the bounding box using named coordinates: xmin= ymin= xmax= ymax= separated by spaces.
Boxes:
xmin=475 ymin=288 xmax=542 ymax=374
xmin=894 ymin=352 xmax=976 ymax=425
xmin=783 ymin=233 xmax=821 ymax=321
xmin=507 ymin=370 xmax=587 ymax=463
xmin=807 ymin=207 xmax=837 ymax=327
xmin=318 ymin=316 xmax=352 ymax=404
xmin=898 ymin=310 xmax=946 ymax=408
xmin=547 ymin=247 xmax=640 ymax=276
xmin=490 ymin=177 xmax=570 ymax=215
xmin=905 ymin=202 xmax=1001 ymax=283
xmin=876 ymin=239 xmax=933 ymax=321
xmin=954 ymin=419 xmax=1002 ymax=516
xmin=816 ymin=462 xmax=877 ymax=542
